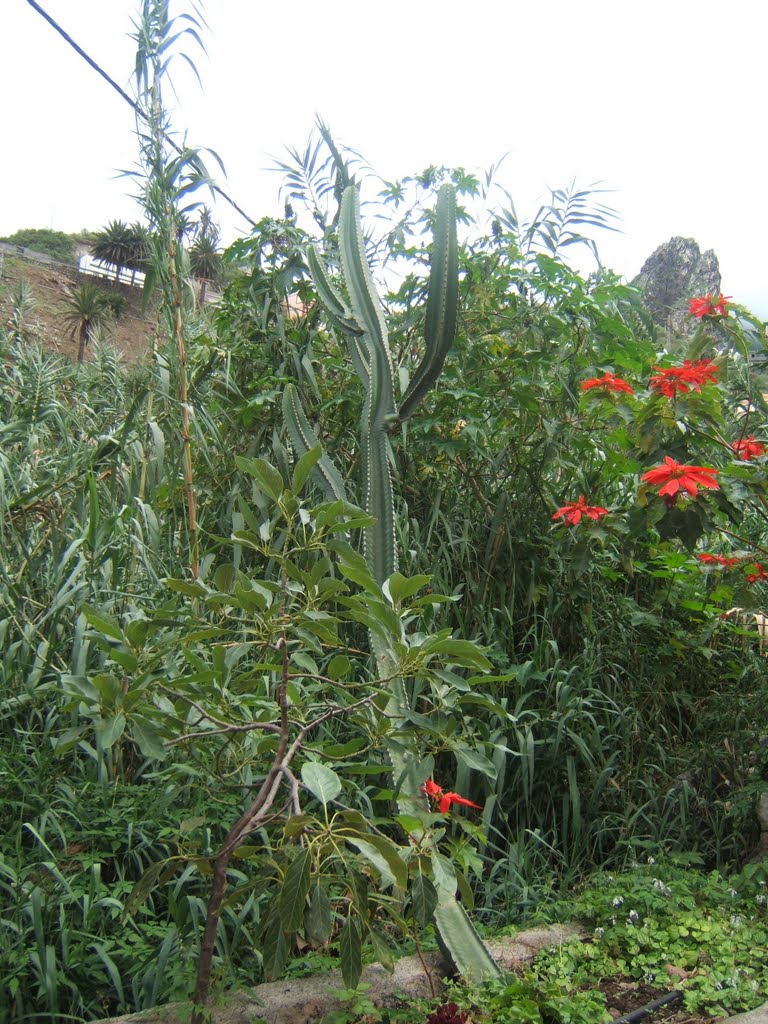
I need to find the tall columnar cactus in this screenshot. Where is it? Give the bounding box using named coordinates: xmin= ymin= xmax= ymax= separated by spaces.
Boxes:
xmin=283 ymin=184 xmax=500 ymax=983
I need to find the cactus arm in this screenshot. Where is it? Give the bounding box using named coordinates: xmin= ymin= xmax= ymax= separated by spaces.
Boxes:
xmin=282 ymin=383 xmax=348 ymax=501
xmin=306 ymin=245 xmax=371 ymax=393
xmin=433 ymin=900 xmax=501 ymax=984
xmin=338 ymin=185 xmax=397 ymax=585
xmin=398 ymin=184 xmax=459 ymax=424
xmin=338 ymin=187 xmax=396 ymax=429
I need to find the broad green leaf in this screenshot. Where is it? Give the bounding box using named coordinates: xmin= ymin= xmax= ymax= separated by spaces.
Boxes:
xmin=422 ymin=637 xmax=492 ymax=670
xmin=235 ymin=456 xmax=284 ymax=502
xmin=280 ymin=847 xmax=311 ymax=932
xmin=90 ymin=673 xmax=121 ymax=703
xmin=263 ymin=912 xmax=291 ymax=980
xmin=345 ymin=834 xmax=407 ymax=890
xmin=385 ymin=572 xmax=432 ymax=606
xmin=163 ymin=578 xmax=208 ymax=598
xmin=326 ymin=654 xmax=351 ymax=680
xmin=131 ymin=717 xmax=167 ymax=760
xmin=454 ymin=745 xmax=496 ymax=779
xmin=81 ymin=604 xmax=124 ymax=642
xmin=369 ymin=926 xmax=394 ymax=973
xmin=124 ymin=618 xmax=149 ymax=650
xmin=306 ymin=881 xmax=332 ymax=946
xmin=301 ymin=762 xmax=342 ymax=808
xmin=411 ymin=873 xmax=438 ymax=928
xmin=283 ymin=814 xmax=312 ymax=838
xmin=95 ymin=712 xmax=126 ymax=749
xmin=340 ymin=915 xmax=362 ymax=989
xmin=291 ymin=445 xmax=323 ymax=494
xmin=106 ymin=648 xmax=138 ymax=674
xmin=213 ymin=562 xmax=236 ymax=592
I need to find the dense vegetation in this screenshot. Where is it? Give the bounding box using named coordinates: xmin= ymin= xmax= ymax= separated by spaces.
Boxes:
xmin=2 ymin=5 xmax=768 ymax=1023
xmin=0 ymin=227 xmax=81 ymax=264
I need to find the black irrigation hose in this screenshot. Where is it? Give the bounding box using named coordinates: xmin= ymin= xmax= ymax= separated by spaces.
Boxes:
xmin=612 ymin=990 xmax=682 ymax=1024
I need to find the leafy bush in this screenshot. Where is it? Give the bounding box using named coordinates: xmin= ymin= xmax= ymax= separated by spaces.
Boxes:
xmin=0 ymin=227 xmax=78 ymax=264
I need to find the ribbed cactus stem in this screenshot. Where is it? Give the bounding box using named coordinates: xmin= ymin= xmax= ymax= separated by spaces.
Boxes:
xmin=398 ymin=184 xmax=459 ymax=423
xmin=337 ymin=186 xmax=397 ymax=585
xmin=288 ymin=181 xmax=499 ymax=984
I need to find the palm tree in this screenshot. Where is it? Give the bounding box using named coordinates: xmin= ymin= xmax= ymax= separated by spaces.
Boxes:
xmin=61 ymin=283 xmax=112 ymax=362
xmin=125 ymin=222 xmax=150 ymax=284
xmin=90 ymin=220 xmax=136 ymax=281
xmin=189 ymin=220 xmax=224 ymax=304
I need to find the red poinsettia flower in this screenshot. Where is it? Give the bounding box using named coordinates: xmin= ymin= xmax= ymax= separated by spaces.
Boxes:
xmin=580 ymin=372 xmax=634 ymax=395
xmin=732 ymin=435 xmax=765 ymax=460
xmin=422 ymin=779 xmax=482 ymax=814
xmin=641 ymin=457 xmax=719 ymax=500
xmin=745 ymin=563 xmax=768 ymax=584
xmin=697 ymin=553 xmax=740 ymax=568
xmin=649 ymin=360 xmax=719 ymax=398
xmin=689 ymin=293 xmax=732 ymax=318
xmin=552 ymin=496 xmax=609 ymax=526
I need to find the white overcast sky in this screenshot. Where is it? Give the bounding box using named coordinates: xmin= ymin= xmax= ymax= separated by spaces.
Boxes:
xmin=2 ymin=0 xmax=767 ymax=315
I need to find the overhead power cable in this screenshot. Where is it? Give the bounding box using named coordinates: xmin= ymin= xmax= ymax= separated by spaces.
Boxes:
xmin=24 ymin=0 xmax=257 ymax=228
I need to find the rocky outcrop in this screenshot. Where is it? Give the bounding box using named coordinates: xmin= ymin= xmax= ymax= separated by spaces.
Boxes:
xmin=632 ymin=237 xmax=721 ymax=329
xmin=89 ymin=925 xmax=583 ymax=1024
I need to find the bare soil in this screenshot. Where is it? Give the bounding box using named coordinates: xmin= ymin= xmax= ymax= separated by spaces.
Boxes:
xmin=601 ymin=978 xmax=716 ymax=1024
xmin=0 ymin=251 xmax=157 ymax=363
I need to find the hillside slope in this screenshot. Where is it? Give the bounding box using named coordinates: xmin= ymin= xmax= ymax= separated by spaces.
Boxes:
xmin=0 ymin=249 xmax=156 ymax=362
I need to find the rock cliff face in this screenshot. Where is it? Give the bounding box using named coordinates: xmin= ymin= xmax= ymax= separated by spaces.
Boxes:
xmin=632 ymin=237 xmax=721 ymax=328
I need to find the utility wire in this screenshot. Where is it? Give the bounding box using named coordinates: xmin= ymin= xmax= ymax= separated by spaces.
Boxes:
xmin=24 ymin=0 xmax=257 ymax=229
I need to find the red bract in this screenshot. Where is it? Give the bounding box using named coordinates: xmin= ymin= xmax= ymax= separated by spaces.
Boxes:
xmin=746 ymin=563 xmax=768 ymax=584
xmin=580 ymin=372 xmax=634 ymax=395
xmin=649 ymin=360 xmax=719 ymax=398
xmin=641 ymin=457 xmax=719 ymax=500
xmin=438 ymin=792 xmax=483 ymax=814
xmin=733 ymin=436 xmax=765 ymax=460
xmin=689 ymin=292 xmax=731 ymax=318
xmin=697 ymin=554 xmax=740 ymax=568
xmin=422 ymin=779 xmax=482 ymax=815
xmin=552 ymin=495 xmax=609 ymax=526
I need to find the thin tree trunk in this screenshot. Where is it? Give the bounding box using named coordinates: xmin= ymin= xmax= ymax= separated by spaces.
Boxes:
xmin=167 ymin=238 xmax=199 ymax=579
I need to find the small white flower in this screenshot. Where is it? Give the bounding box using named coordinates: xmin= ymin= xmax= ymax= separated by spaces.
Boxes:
xmin=647 ymin=856 xmax=655 ymax=865
xmin=728 ymin=887 xmax=738 ymax=898
xmin=628 ymin=910 xmax=640 ymax=923
xmin=612 ymin=896 xmax=624 ymax=908
xmin=594 ymin=927 xmax=605 ymax=938
xmin=756 ymin=894 xmax=767 ymax=906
